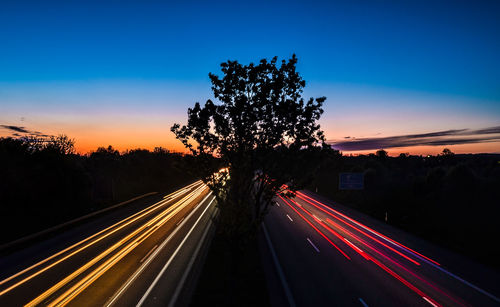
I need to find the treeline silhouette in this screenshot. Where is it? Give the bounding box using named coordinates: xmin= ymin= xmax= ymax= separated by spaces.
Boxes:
xmin=0 ymin=136 xmax=194 ymax=244
xmin=312 ymin=149 xmax=500 ymax=267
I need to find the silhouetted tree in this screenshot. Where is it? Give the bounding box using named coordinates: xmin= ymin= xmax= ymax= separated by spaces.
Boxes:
xmin=154 ymin=146 xmax=170 ymax=154
xmin=441 ymin=148 xmax=454 ymax=156
xmin=398 ymin=152 xmax=410 ymax=159
xmin=45 ymin=135 xmax=76 ymax=155
xmin=172 ymin=55 xmax=328 ymax=241
xmin=0 ymin=136 xmax=195 ymax=244
xmin=93 ymin=145 xmax=120 ymax=157
xmin=19 ymin=135 xmax=45 ymax=153
xmin=376 ymin=149 xmax=388 ymax=158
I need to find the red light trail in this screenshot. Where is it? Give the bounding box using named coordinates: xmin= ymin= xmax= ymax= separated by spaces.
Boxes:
xmin=276 ymin=190 xmax=471 ymax=307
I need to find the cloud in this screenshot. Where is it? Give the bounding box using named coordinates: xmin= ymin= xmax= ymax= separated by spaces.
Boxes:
xmin=0 ymin=124 xmax=52 ymax=138
xmin=469 ymin=126 xmax=500 ymax=135
xmin=329 ymin=126 xmax=500 ymax=151
xmin=0 ymin=125 xmax=30 ymax=133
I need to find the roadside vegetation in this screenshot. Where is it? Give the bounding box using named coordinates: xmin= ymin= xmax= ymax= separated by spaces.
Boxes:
xmin=0 ymin=136 xmax=194 ymax=244
xmin=311 ymin=149 xmax=500 ymax=268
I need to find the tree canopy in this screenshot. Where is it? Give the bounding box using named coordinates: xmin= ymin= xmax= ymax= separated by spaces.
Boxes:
xmin=172 ymin=55 xmax=329 ymax=240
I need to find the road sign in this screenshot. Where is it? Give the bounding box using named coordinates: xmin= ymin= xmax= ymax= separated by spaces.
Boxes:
xmin=339 ymin=173 xmax=364 ymax=190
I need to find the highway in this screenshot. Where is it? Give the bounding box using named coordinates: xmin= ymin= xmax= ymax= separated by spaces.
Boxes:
xmin=262 ymin=190 xmax=500 ymax=307
xmin=0 ymin=180 xmax=217 ymax=307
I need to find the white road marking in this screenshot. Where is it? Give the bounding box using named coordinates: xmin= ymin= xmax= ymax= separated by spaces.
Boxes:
xmin=307 ymin=238 xmax=320 ymax=253
xmin=175 ymin=216 xmax=185 ymax=226
xmin=276 ymin=202 xmax=280 ymax=207
xmin=168 ymin=207 xmax=216 ymax=307
xmin=344 ymin=238 xmax=364 ymax=254
xmin=0 ymin=183 xmax=202 ymax=292
xmin=367 ymin=223 xmax=500 ymax=303
xmin=262 ymin=223 xmax=296 ymax=307
xmin=286 ymin=214 xmax=293 ymax=222
xmin=136 ymin=197 xmax=216 ymax=307
xmin=139 ymin=245 xmax=158 ymax=263
xmin=312 ymin=214 xmax=322 ymax=222
xmin=431 ymin=263 xmax=500 ymax=303
xmin=309 ymin=196 xmax=500 ymax=303
xmin=359 ymin=297 xmax=369 ymax=307
xmin=423 ymin=297 xmax=438 ymax=307
xmin=104 ymin=192 xmax=212 ymax=307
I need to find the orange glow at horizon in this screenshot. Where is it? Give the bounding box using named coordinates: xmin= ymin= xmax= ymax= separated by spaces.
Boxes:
xmin=340 ymin=143 xmax=500 ymax=157
xmin=73 ymin=130 xmax=188 ymax=154
xmin=2 ymin=80 xmax=499 ymax=156
xmin=74 ymin=133 xmax=500 ymax=156
xmin=1 ymin=110 xmax=499 ymax=155
xmin=0 ymin=112 xmax=191 ymax=154
xmin=2 ymin=124 xmax=499 ymax=156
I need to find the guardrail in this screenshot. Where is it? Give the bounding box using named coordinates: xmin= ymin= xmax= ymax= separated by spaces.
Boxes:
xmin=0 ymin=192 xmax=158 ymax=252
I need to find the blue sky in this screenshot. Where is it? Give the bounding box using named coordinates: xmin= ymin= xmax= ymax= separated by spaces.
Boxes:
xmin=1 ymin=0 xmax=499 ymax=153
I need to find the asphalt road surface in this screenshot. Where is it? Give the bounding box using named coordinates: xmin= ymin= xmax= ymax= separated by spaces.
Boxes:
xmin=0 ymin=180 xmax=217 ymax=307
xmin=262 ymin=190 xmax=500 ymax=307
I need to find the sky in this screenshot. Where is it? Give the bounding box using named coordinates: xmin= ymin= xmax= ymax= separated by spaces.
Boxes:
xmin=0 ymin=0 xmax=499 ymax=155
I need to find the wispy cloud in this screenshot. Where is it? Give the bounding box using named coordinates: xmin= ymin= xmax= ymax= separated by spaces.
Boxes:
xmin=0 ymin=125 xmax=30 ymax=133
xmin=0 ymin=124 xmax=51 ymax=138
xmin=329 ymin=126 xmax=500 ymax=151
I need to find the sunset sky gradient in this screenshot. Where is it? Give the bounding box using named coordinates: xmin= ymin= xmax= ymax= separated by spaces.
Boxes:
xmin=1 ymin=1 xmax=499 ymax=155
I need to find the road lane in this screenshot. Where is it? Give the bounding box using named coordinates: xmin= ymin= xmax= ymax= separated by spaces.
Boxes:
xmin=70 ymin=193 xmax=216 ymax=307
xmin=263 ymin=191 xmax=500 ymax=306
xmin=1 ymin=181 xmax=204 ymax=303
xmin=293 ymin=191 xmax=500 ymax=306
xmin=264 ymin=198 xmax=377 ymax=306
xmin=0 ymin=180 xmax=216 ymax=306
xmin=134 ymin=196 xmax=217 ymax=307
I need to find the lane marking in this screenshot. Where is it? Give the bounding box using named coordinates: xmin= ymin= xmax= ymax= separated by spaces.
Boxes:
xmin=0 ymin=183 xmax=204 ymax=297
xmin=306 ymin=238 xmax=320 ymax=253
xmin=48 ymin=188 xmax=209 ymax=306
xmin=423 ymin=296 xmax=438 ymax=307
xmin=296 ymin=191 xmax=500 ymax=304
xmin=275 ymin=202 xmax=280 ymax=207
xmin=278 ymin=196 xmax=350 ymax=259
xmin=27 ymin=186 xmax=209 ymax=307
xmin=295 ymin=191 xmax=436 ymax=264
xmin=325 ymin=217 xmax=420 ymax=266
xmin=344 ymin=238 xmax=364 ymax=255
xmin=176 ymin=217 xmax=185 ymax=226
xmin=140 ymin=245 xmax=158 ymax=263
xmin=285 ymin=195 xmax=451 ymax=306
xmin=262 ymin=223 xmax=296 ymax=307
xmin=104 ymin=193 xmax=213 ymax=307
xmin=359 ymin=297 xmax=369 ymax=307
xmin=319 ymin=214 xmax=458 ymax=305
xmin=432 ymin=264 xmax=500 ymax=303
xmin=286 ymin=214 xmax=293 ymax=222
xmin=136 ymin=197 xmax=216 ymax=307
xmin=312 ymin=214 xmax=322 ymax=222
xmin=168 ymin=206 xmax=217 ymax=307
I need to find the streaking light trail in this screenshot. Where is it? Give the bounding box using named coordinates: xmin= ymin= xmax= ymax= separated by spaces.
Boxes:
xmin=273 ymin=189 xmax=477 ymax=307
